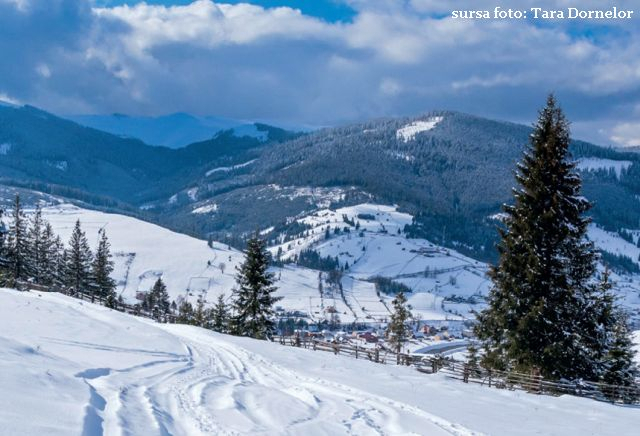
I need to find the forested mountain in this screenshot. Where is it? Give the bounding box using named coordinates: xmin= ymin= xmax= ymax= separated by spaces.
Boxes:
xmin=0 ymin=105 xmax=298 ymax=204
xmin=167 ymin=112 xmax=640 ymax=262
xmin=2 ymin=104 xmax=640 ymax=264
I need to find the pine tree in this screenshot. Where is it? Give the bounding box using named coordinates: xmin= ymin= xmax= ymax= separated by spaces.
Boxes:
xmin=65 ymin=220 xmax=93 ymax=297
xmin=51 ymin=235 xmax=66 ymax=288
xmin=177 ymin=300 xmax=194 ymax=324
xmin=26 ymin=205 xmax=45 ymax=283
xmin=475 ymin=96 xmax=629 ymax=380
xmin=211 ymin=293 xmax=228 ymax=333
xmin=466 ymin=343 xmax=482 ymax=378
xmin=6 ymin=195 xmax=29 ymax=282
xmin=387 ymin=291 xmax=411 ymax=353
xmin=193 ymin=295 xmax=208 ymax=327
xmin=39 ymin=222 xmax=58 ymax=286
xmin=0 ymin=208 xmax=9 ymax=283
xmin=601 ymin=312 xmax=639 ymax=403
xmin=149 ymin=277 xmax=170 ymax=321
xmin=92 ymin=229 xmax=116 ymax=302
xmin=231 ymin=235 xmax=281 ymax=339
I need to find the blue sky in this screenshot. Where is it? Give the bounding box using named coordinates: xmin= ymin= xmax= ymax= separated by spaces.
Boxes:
xmin=1 ymin=0 xmax=639 ymax=146
xmin=96 ymin=0 xmax=357 ymax=22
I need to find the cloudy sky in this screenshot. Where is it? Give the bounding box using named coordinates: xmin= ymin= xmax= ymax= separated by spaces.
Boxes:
xmin=1 ymin=0 xmax=639 ymax=146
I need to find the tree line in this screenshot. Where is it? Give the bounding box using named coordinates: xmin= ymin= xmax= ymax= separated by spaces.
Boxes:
xmin=0 ymin=195 xmax=117 ymax=305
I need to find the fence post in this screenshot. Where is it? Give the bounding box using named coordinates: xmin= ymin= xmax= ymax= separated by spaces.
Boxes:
xmin=355 ymin=346 xmax=358 ymax=359
xmin=375 ymin=348 xmax=379 ymax=363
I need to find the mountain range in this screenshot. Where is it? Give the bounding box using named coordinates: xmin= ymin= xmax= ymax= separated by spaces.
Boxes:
xmin=1 ymin=103 xmax=640 ymax=268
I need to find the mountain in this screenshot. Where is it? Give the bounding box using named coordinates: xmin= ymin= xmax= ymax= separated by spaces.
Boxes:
xmin=3 ymin=104 xmax=640 ymax=270
xmin=68 ymin=112 xmax=248 ymax=148
xmin=165 ymin=112 xmax=640 ymax=264
xmin=0 ymin=104 xmax=299 ymax=205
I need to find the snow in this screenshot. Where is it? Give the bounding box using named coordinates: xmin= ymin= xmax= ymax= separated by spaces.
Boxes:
xmin=15 ymin=202 xmax=639 ymax=325
xmin=192 ymin=203 xmax=218 ymax=214
xmin=187 ymin=187 xmax=198 ymax=201
xmin=576 ymin=158 xmax=632 ymax=179
xmin=205 ymin=159 xmax=257 ymax=176
xmin=272 ymin=203 xmax=490 ymax=322
xmin=1 ymin=289 xmax=638 ymax=436
xmin=396 ymin=116 xmax=443 ymax=142
xmin=46 ymin=160 xmax=68 ymax=171
xmin=39 ymin=204 xmax=243 ymax=305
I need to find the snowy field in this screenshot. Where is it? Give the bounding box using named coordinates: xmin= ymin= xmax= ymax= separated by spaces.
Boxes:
xmin=32 ymin=202 xmax=492 ymax=323
xmin=17 ymin=202 xmax=638 ymax=325
xmin=1 ymin=289 xmax=638 ymax=436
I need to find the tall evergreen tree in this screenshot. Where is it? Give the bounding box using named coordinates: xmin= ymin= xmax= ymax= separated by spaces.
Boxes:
xmin=65 ymin=220 xmax=93 ymax=296
xmin=193 ymin=295 xmax=209 ymax=328
xmin=148 ymin=277 xmax=170 ymax=320
xmin=601 ymin=312 xmax=639 ymax=403
xmin=92 ymin=229 xmax=116 ymax=301
xmin=387 ymin=291 xmax=411 ymax=352
xmin=26 ymin=205 xmax=45 ymax=284
xmin=39 ymin=222 xmax=59 ymax=286
xmin=231 ymin=235 xmax=281 ymax=339
xmin=211 ymin=293 xmax=228 ymax=333
xmin=475 ymin=96 xmax=634 ymax=381
xmin=0 ymin=208 xmax=9 ymax=282
xmin=51 ymin=235 xmax=66 ymax=287
xmin=6 ymin=195 xmax=29 ymax=282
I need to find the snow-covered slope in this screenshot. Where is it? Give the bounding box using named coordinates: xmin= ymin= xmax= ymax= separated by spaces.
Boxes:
xmin=34 ymin=203 xmax=490 ymax=323
xmin=40 ymin=204 xmax=243 ymax=306
xmin=34 ymin=202 xmax=640 ymax=325
xmin=1 ymin=289 xmax=638 ymax=436
xmin=271 ymin=204 xmax=490 ymax=322
xmin=576 ymin=158 xmax=632 ymax=179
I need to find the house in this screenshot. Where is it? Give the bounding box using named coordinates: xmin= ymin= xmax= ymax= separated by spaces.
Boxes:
xmin=358 ymin=331 xmax=379 ymax=343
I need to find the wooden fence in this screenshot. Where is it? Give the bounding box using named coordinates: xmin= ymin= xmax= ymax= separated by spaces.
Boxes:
xmin=15 ymin=281 xmax=177 ymax=323
xmin=275 ymin=335 xmax=640 ymax=405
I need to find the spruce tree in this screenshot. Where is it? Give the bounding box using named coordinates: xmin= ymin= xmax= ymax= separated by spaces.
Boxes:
xmin=475 ymin=95 xmax=632 ymax=380
xmin=601 ymin=312 xmax=639 ymax=403
xmin=149 ymin=277 xmax=170 ymax=321
xmin=6 ymin=195 xmax=29 ymax=282
xmin=177 ymin=300 xmax=194 ymax=324
xmin=387 ymin=291 xmax=411 ymax=352
xmin=212 ymin=293 xmax=228 ymax=333
xmin=39 ymin=222 xmax=58 ymax=286
xmin=0 ymin=209 xmax=9 ymax=283
xmin=26 ymin=205 xmax=45 ymax=284
xmin=231 ymin=235 xmax=281 ymax=339
xmin=92 ymin=229 xmax=116 ymax=302
xmin=51 ymin=235 xmax=66 ymax=288
xmin=65 ymin=220 xmax=93 ymax=297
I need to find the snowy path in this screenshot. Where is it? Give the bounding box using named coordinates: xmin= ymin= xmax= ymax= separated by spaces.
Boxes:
xmin=0 ymin=290 xmax=475 ymax=436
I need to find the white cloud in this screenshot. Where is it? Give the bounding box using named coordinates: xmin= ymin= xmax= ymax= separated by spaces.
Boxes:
xmin=611 ymin=123 xmax=640 ymax=147
xmin=0 ymin=0 xmax=639 ymax=144
xmin=0 ymin=92 xmax=22 ymax=105
xmin=36 ymin=63 xmax=51 ymax=78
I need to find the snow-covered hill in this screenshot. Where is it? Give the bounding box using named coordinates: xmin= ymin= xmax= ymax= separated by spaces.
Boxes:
xmin=37 ymin=203 xmax=490 ymax=323
xmin=1 ymin=289 xmax=638 ymax=436
xmin=271 ymin=203 xmax=491 ymax=322
xmin=25 ymin=202 xmax=640 ymax=325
